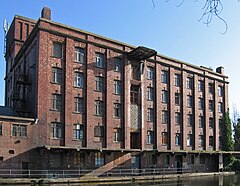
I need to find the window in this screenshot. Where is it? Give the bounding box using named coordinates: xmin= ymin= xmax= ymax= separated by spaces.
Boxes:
xmin=75 ymin=47 xmax=85 ymax=63
xmin=147 ymin=108 xmax=154 ymax=122
xmin=199 ymin=135 xmax=204 ymax=147
xmin=187 ymin=114 xmax=193 ymax=127
xmin=114 ymin=58 xmax=122 ymax=72
xmin=161 ymin=90 xmax=168 ymax=103
xmin=53 ymin=42 xmax=62 ymax=58
xmin=147 ymin=131 xmax=154 ymax=144
xmin=147 ymin=87 xmax=154 ymax=101
xmin=114 ymin=80 xmax=121 ymax=95
xmin=95 ymin=152 xmax=104 ymax=167
xmin=95 ymin=76 xmax=104 ymax=92
xmin=96 ymin=53 xmax=104 ymax=68
xmin=209 ymin=117 xmax=214 ymax=128
xmin=147 ymin=66 xmax=154 ymax=80
xmin=74 ymin=72 xmax=84 ymax=88
xmin=187 ymin=134 xmax=193 ymax=147
xmin=162 ymin=132 xmax=168 ymax=145
xmin=198 ymin=98 xmax=203 ymax=110
xmin=51 ymin=123 xmax=62 ymax=139
xmin=198 ymin=80 xmax=204 ymax=92
xmin=130 ymin=86 xmax=139 ymax=104
xmin=148 ymin=154 xmax=157 ymax=166
xmin=175 ymin=133 xmax=181 ymax=145
xmin=209 ymin=136 xmax=214 ymax=147
xmin=200 ymin=155 xmax=205 ymax=164
xmin=186 ymin=77 xmax=193 ymax=89
xmin=11 ymin=124 xmax=27 ymax=137
xmin=209 ymin=83 xmax=214 ymax=94
xmin=74 ymin=97 xmax=83 ymax=113
xmin=73 ymin=123 xmax=84 ymax=140
xmin=114 ymin=103 xmax=121 ymax=118
xmin=209 ymin=100 xmax=213 ymax=112
xmin=9 ymin=150 xmax=14 ymax=154
xmin=175 ymin=93 xmax=180 ymax=106
xmin=113 ymin=128 xmax=121 ymax=142
xmin=174 ymin=74 xmax=181 ymax=87
xmin=95 ymin=100 xmax=104 ymax=116
xmin=0 ymin=123 xmax=2 ymax=136
xmin=161 ymin=70 xmax=167 ymax=84
xmin=187 ymin=96 xmax=193 ymax=108
xmin=164 ymin=155 xmax=170 ymax=166
xmin=74 ymin=152 xmax=85 ymax=166
xmin=199 ymin=116 xmax=204 ymax=128
xmin=218 ymin=86 xmax=223 ymax=97
xmin=175 ymin=112 xmax=181 ymax=125
xmin=189 ymin=155 xmax=194 ymax=164
xmin=218 ymin=102 xmax=223 ymax=113
xmin=131 ymin=156 xmax=140 ymax=169
xmin=51 ymin=94 xmax=62 ymax=111
xmin=132 ymin=65 xmax=141 ymax=80
xmin=94 ymin=125 xmax=104 ymax=137
xmin=52 ymin=67 xmax=62 ymax=84
xmin=162 ymin=111 xmax=168 ymax=124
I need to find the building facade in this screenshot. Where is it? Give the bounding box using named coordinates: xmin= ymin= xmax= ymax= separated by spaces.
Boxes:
xmin=0 ymin=7 xmax=228 ymax=172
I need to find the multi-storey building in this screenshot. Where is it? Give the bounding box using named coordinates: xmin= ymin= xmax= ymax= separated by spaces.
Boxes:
xmin=0 ymin=7 xmax=229 ymax=172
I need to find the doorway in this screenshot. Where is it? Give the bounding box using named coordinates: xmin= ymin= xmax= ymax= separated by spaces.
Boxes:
xmin=130 ymin=132 xmax=140 ymax=149
xmin=175 ymin=155 xmax=182 ymax=173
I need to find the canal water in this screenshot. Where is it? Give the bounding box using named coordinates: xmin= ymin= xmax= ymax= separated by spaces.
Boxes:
xmin=5 ymin=174 xmax=240 ymax=185
xmin=49 ymin=174 xmax=240 ymax=186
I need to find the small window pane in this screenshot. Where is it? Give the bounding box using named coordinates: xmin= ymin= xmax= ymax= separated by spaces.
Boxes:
xmin=52 ymin=67 xmax=62 ymax=84
xmin=75 ymin=48 xmax=85 ymax=63
xmin=51 ymin=123 xmax=62 ymax=139
xmin=147 ymin=66 xmax=154 ymax=80
xmin=147 ymin=87 xmax=154 ymax=101
xmin=53 ymin=43 xmax=62 ymax=58
xmin=96 ymin=76 xmax=104 ymax=92
xmin=74 ymin=124 xmax=84 ymax=140
xmin=51 ymin=94 xmax=62 ymax=111
xmin=96 ymin=53 xmax=104 ymax=68
xmin=74 ymin=97 xmax=84 ymax=113
xmin=114 ymin=80 xmax=121 ymax=95
xmin=174 ymin=74 xmax=181 ymax=87
xmin=114 ymin=58 xmax=122 ymax=72
xmin=74 ymin=72 xmax=84 ymax=88
xmin=161 ymin=70 xmax=167 ymax=84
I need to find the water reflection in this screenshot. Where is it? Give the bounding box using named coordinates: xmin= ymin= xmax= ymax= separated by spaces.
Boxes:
xmin=7 ymin=174 xmax=240 ymax=186
xmin=96 ymin=175 xmax=240 ymax=186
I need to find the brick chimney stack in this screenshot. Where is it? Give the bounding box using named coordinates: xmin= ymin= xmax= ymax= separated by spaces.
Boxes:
xmin=216 ymin=66 xmax=224 ymax=74
xmin=41 ymin=7 xmax=51 ymax=20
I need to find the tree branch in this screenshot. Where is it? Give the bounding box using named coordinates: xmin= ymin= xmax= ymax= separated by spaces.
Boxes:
xmin=150 ymin=0 xmax=240 ymax=34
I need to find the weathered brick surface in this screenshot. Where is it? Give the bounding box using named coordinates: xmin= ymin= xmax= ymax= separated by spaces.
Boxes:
xmin=0 ymin=8 xmax=229 ymax=171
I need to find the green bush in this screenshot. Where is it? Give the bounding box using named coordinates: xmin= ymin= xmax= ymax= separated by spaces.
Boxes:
xmin=225 ymin=158 xmax=240 ymax=171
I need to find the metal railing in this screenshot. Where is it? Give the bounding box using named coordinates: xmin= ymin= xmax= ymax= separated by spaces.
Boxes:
xmin=0 ymin=167 xmax=191 ymax=179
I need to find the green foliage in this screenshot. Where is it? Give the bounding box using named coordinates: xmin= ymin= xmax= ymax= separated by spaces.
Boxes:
xmin=234 ymin=121 xmax=240 ymax=150
xmin=225 ymin=157 xmax=240 ymax=172
xmin=220 ymin=111 xmax=234 ymax=151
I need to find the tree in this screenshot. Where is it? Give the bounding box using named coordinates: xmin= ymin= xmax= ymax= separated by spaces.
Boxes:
xmin=231 ymin=104 xmax=240 ymax=150
xmin=220 ymin=111 xmax=234 ymax=151
xmin=234 ymin=120 xmax=240 ymax=150
xmin=231 ymin=104 xmax=239 ymax=128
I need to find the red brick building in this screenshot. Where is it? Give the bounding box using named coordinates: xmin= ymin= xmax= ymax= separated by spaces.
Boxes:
xmin=0 ymin=7 xmax=229 ymax=172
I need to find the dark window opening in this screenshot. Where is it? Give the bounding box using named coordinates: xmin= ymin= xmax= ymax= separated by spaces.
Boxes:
xmin=130 ymin=85 xmax=140 ymax=105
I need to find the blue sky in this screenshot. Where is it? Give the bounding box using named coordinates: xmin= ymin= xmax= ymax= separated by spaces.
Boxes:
xmin=0 ymin=0 xmax=240 ymax=115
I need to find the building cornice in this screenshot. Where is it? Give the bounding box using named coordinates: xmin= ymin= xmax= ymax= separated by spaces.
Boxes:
xmin=41 ymin=146 xmax=240 ymax=155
